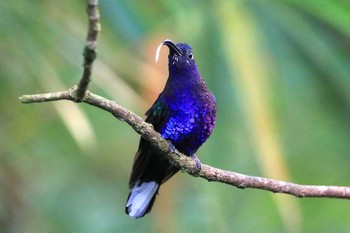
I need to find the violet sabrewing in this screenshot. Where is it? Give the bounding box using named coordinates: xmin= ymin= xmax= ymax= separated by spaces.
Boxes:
xmin=125 ymin=39 xmax=217 ymax=219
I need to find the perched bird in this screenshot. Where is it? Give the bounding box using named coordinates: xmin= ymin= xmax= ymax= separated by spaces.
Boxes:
xmin=125 ymin=39 xmax=217 ymax=219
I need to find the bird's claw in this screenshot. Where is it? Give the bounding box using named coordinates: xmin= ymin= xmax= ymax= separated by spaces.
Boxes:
xmin=167 ymin=141 xmax=201 ymax=174
xmin=191 ymin=154 xmax=202 ymax=174
xmin=168 ymin=140 xmax=176 ymax=154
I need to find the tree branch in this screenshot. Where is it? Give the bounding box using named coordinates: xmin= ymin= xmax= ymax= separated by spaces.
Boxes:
xmin=19 ymin=86 xmax=350 ymax=199
xmin=76 ymin=0 xmax=101 ymax=101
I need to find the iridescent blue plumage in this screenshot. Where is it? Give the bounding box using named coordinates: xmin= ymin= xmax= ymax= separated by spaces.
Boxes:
xmin=126 ymin=40 xmax=216 ymax=219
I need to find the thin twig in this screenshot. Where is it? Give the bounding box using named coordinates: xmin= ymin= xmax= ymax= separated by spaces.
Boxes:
xmin=18 ymin=87 xmax=350 ymax=199
xmin=76 ymin=0 xmax=101 ymax=101
xmin=20 ymin=89 xmax=72 ymax=103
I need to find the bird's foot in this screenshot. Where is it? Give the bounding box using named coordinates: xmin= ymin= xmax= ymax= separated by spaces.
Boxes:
xmin=167 ymin=140 xmax=176 ymax=154
xmin=191 ymin=154 xmax=202 ymax=175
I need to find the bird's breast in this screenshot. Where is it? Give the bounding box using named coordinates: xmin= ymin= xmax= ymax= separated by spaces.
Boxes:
xmin=160 ymin=91 xmax=216 ymax=155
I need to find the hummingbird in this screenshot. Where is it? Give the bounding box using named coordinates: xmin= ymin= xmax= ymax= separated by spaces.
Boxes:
xmin=125 ymin=39 xmax=217 ymax=219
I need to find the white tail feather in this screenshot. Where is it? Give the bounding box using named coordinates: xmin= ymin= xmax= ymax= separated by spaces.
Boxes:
xmin=126 ymin=181 xmax=159 ymax=219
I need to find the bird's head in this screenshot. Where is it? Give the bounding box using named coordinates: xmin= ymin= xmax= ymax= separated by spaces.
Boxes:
xmin=156 ymin=39 xmax=197 ymax=72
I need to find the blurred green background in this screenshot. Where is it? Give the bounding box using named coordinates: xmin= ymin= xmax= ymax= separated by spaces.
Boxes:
xmin=1 ymin=0 xmax=350 ymax=232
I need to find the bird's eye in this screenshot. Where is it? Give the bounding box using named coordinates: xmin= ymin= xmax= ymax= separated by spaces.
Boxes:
xmin=187 ymin=53 xmax=193 ymax=59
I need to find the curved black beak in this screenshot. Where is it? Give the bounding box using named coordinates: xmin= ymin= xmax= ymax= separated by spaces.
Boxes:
xmin=162 ymin=39 xmax=182 ymax=56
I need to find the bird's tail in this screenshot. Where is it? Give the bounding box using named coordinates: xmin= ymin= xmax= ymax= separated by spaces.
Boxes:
xmin=125 ymin=180 xmax=159 ymax=219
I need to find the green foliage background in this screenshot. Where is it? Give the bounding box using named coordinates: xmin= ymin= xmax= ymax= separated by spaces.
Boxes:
xmin=1 ymin=1 xmax=350 ymax=232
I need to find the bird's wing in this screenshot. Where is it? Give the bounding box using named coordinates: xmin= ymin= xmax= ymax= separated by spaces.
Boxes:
xmin=144 ymin=94 xmax=170 ymax=131
xmin=128 ymin=94 xmax=174 ymax=187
